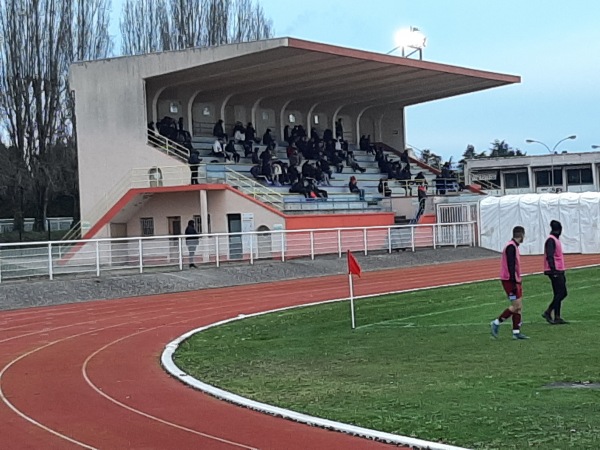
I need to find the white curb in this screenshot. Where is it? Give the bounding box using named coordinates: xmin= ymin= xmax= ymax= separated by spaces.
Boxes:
xmin=161 ymin=263 xmax=600 ymax=450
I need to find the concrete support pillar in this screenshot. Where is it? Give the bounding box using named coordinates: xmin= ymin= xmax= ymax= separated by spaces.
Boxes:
xmin=592 ymin=163 xmax=599 ymax=191
xmin=527 ymin=166 xmax=534 ymax=193
xmin=200 ymin=190 xmax=209 ymax=234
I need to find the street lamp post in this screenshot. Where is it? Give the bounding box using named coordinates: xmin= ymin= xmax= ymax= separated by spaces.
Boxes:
xmin=525 ymin=135 xmax=576 ymax=192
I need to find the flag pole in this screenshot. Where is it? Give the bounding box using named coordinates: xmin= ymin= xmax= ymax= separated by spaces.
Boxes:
xmin=348 ymin=272 xmax=356 ymax=329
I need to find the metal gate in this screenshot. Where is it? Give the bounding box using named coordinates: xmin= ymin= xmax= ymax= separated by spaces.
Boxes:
xmin=435 ymin=203 xmax=478 ymax=246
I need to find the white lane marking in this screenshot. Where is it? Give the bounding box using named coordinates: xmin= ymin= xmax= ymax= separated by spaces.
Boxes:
xmin=81 ymin=328 xmax=258 ymax=450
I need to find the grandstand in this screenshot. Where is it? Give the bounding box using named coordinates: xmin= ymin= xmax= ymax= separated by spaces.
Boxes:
xmin=68 ymin=37 xmax=519 ymax=244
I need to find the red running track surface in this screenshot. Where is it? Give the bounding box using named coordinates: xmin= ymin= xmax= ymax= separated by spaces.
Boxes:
xmin=0 ymin=254 xmax=598 ymax=450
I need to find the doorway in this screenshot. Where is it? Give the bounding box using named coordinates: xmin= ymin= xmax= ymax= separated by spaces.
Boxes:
xmin=168 ymin=216 xmax=181 ymax=261
xmin=227 ymin=213 xmax=242 ymax=260
xmin=109 ymin=223 xmax=128 ymax=266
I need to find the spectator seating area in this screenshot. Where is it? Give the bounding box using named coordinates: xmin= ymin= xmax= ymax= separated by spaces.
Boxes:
xmin=149 ymin=117 xmax=464 ymax=216
xmin=189 ymin=136 xmax=387 ymax=213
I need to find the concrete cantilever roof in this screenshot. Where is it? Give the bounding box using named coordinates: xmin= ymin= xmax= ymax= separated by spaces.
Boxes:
xmin=142 ymin=37 xmax=520 ymax=107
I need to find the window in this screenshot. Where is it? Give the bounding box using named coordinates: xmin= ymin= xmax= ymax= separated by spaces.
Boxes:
xmin=169 ymin=102 xmax=179 ymax=114
xmin=140 ymin=218 xmax=154 ymax=236
xmin=313 ymin=115 xmax=319 ymax=124
xmin=202 ymin=107 xmax=211 ymax=116
xmin=504 ymin=172 xmax=529 ymax=189
xmin=567 ymin=168 xmax=593 ymax=185
xmin=288 ymin=114 xmax=296 ymax=123
xmin=262 ymin=111 xmax=269 ymax=120
xmin=193 ymin=214 xmax=211 ymax=234
xmin=535 ymin=169 xmax=563 ymax=187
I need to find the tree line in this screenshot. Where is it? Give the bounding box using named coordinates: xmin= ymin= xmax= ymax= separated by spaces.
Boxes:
xmin=0 ymin=0 xmax=273 ymax=234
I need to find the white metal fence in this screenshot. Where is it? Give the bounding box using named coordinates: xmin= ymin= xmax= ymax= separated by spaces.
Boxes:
xmin=0 ymin=222 xmax=476 ymax=283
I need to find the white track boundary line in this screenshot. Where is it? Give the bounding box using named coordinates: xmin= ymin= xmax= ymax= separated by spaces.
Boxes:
xmin=82 ymin=326 xmax=258 ymax=450
xmin=161 ymin=262 xmax=600 ymax=450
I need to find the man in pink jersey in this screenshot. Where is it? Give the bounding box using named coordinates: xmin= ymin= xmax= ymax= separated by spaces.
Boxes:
xmin=542 ymin=220 xmax=568 ymax=325
xmin=491 ymin=226 xmax=529 ymax=339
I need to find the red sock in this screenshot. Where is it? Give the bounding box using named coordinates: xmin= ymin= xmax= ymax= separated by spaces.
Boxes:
xmin=512 ymin=313 xmax=522 ymax=332
xmin=498 ymin=308 xmax=513 ymax=323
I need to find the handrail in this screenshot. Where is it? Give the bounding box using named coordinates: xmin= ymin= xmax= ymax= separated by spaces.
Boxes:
xmin=472 ymin=178 xmax=502 ymax=191
xmin=374 ymin=141 xmax=443 ymax=176
xmin=224 ymin=167 xmax=284 ymax=210
xmin=147 ymin=128 xmax=191 ymax=163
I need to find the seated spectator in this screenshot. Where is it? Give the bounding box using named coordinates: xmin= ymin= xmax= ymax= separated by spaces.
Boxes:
xmin=272 ymin=162 xmax=283 ymax=187
xmin=213 ymin=119 xmax=227 ymax=140
xmin=288 ymin=165 xmax=300 ymax=185
xmin=287 ymin=144 xmax=301 ymax=167
xmin=284 ymin=125 xmax=291 ymax=144
xmin=331 ymin=151 xmax=345 ymax=173
xmin=311 ymin=127 xmax=320 ymax=142
xmin=245 ymin=122 xmax=260 ymax=144
xmin=323 ymin=128 xmax=333 ymax=142
xmin=317 ymin=155 xmax=333 ymax=181
xmin=233 ymin=122 xmax=246 ymax=143
xmin=225 ymin=140 xmax=240 ymax=163
xmin=306 ymin=178 xmax=328 ymax=198
xmin=348 ymin=175 xmax=365 ymax=200
xmin=378 ymin=178 xmax=392 ymax=197
xmin=211 ymin=137 xmax=229 ymax=161
xmin=289 ymin=178 xmax=310 ymax=198
xmin=178 ymin=117 xmax=185 ymax=131
xmin=250 ymin=147 xmax=260 ymax=165
xmin=260 ymin=147 xmax=273 ymax=165
xmin=360 ymin=135 xmax=368 ymax=152
xmin=158 ymin=116 xmax=178 ymax=141
xmin=302 ymin=160 xmax=316 ymax=179
xmin=297 ymin=125 xmax=307 ymax=138
xmin=346 ymin=153 xmax=366 ymax=173
xmin=262 ymin=128 xmax=274 ymax=148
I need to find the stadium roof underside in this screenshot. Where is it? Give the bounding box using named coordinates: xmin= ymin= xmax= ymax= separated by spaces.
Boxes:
xmin=144 ymin=38 xmax=520 ymax=108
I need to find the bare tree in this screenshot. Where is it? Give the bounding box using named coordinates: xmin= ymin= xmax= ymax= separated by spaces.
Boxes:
xmin=120 ymin=0 xmax=172 ymax=55
xmin=0 ymin=0 xmax=113 ymax=231
xmin=120 ymin=0 xmax=274 ymax=55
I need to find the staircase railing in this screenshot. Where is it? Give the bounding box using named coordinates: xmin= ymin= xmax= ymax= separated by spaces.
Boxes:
xmin=472 ymin=178 xmax=502 ymax=192
xmin=147 ymin=128 xmax=190 ymax=163
xmin=62 ymin=165 xmax=205 ymax=241
xmin=224 ymin=167 xmax=284 ymax=210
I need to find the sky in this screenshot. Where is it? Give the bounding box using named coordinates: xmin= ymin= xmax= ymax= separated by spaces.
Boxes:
xmin=109 ymin=0 xmax=600 ymax=161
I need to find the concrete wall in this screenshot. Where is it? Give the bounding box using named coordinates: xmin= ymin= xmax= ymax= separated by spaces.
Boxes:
xmin=70 ymin=39 xmax=288 ymax=228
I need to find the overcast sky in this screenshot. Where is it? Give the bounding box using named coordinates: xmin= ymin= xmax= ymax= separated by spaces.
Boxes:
xmin=110 ymin=0 xmax=600 ymax=160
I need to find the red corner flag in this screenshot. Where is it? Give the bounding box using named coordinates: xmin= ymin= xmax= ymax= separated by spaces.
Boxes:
xmin=347 ymin=250 xmax=362 ymax=278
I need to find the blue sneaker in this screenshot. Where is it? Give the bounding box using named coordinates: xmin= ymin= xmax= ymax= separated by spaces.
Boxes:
xmin=512 ymin=333 xmax=529 ymax=340
xmin=490 ymin=321 xmax=499 ymax=338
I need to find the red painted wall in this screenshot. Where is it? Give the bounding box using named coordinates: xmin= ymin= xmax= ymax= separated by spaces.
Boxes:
xmin=285 ymin=212 xmax=395 ymax=230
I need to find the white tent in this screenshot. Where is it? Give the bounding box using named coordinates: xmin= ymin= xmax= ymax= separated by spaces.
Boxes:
xmin=480 ymin=192 xmax=600 ymax=255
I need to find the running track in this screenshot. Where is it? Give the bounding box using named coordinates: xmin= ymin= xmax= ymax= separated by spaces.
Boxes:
xmin=0 ymin=254 xmax=598 ymax=449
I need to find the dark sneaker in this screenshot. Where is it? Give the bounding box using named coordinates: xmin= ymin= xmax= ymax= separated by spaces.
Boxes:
xmin=552 ymin=318 xmax=569 ymax=325
xmin=542 ymin=311 xmax=554 ymax=324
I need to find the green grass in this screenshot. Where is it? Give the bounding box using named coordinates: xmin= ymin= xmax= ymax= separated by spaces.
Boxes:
xmin=174 ymin=267 xmax=600 ymax=449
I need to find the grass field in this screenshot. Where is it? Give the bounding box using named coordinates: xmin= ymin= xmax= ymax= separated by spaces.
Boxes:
xmin=174 ymin=267 xmax=600 ymax=449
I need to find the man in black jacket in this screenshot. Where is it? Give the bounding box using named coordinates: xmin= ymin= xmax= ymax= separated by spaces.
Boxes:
xmin=542 ymin=220 xmax=568 ymax=324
